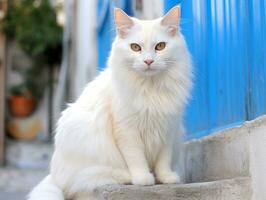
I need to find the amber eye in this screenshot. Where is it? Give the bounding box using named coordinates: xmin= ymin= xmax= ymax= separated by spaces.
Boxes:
xmin=130 ymin=43 xmax=141 ymax=52
xmin=155 ymin=42 xmax=166 ymax=51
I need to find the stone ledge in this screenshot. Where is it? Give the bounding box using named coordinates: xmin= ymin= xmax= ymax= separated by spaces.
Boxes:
xmin=93 ymin=177 xmax=251 ymax=200
xmin=184 ymin=115 xmax=266 ymax=183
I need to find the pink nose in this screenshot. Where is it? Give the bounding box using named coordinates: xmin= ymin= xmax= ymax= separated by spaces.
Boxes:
xmin=144 ymin=59 xmax=154 ymax=65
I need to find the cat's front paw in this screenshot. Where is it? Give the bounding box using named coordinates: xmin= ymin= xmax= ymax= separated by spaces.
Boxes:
xmin=156 ymin=171 xmax=180 ymax=184
xmin=132 ymin=172 xmax=155 ymax=186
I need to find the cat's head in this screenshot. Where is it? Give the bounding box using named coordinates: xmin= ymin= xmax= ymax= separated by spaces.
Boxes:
xmin=112 ymin=6 xmax=183 ymax=76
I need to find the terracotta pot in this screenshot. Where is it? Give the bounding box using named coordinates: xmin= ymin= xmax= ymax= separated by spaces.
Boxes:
xmin=7 ymin=118 xmax=41 ymax=140
xmin=8 ymin=96 xmax=37 ymax=118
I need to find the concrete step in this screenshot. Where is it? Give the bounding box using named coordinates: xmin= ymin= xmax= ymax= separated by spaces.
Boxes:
xmin=184 ymin=116 xmax=266 ymax=199
xmin=184 ymin=116 xmax=266 ymax=183
xmin=93 ymin=177 xmax=251 ymax=200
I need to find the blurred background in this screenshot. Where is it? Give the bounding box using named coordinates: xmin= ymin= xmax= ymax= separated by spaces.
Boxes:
xmin=0 ymin=0 xmax=265 ymax=199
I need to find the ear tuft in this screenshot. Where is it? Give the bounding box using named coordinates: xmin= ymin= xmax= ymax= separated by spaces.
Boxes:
xmin=161 ymin=6 xmax=181 ymax=36
xmin=114 ymin=8 xmax=134 ymax=38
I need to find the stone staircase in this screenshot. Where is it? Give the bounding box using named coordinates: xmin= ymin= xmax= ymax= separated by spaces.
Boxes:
xmin=1 ymin=116 xmax=266 ymax=200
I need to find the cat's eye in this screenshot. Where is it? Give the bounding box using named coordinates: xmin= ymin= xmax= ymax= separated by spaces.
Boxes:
xmin=130 ymin=43 xmax=141 ymax=52
xmin=155 ymin=42 xmax=166 ymax=51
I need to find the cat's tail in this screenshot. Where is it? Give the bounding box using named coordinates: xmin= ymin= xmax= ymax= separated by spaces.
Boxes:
xmin=28 ymin=175 xmax=64 ymax=200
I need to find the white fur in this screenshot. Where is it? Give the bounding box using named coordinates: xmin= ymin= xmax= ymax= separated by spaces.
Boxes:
xmin=28 ymin=8 xmax=192 ymax=200
xmin=28 ymin=175 xmax=64 ymax=200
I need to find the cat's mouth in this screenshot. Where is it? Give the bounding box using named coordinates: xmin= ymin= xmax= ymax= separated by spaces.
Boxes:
xmin=144 ymin=68 xmax=156 ymax=72
xmin=142 ymin=67 xmax=160 ymax=76
xmin=133 ymin=65 xmax=162 ymax=76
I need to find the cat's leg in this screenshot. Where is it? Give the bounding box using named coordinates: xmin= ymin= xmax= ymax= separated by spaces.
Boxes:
xmin=115 ymin=130 xmax=155 ymax=185
xmin=154 ymin=145 xmax=180 ymax=184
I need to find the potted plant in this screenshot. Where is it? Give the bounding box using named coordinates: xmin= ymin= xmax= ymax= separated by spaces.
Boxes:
xmin=1 ymin=0 xmax=62 ymax=140
xmin=8 ymin=84 xmax=36 ymax=117
xmin=8 ymin=67 xmax=45 ymax=117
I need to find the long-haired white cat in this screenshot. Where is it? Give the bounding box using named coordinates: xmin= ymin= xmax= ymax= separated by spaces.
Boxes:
xmin=28 ymin=6 xmax=192 ymax=200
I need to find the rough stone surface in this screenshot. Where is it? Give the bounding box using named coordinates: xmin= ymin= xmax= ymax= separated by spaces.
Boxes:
xmin=249 ymin=122 xmax=266 ymax=200
xmin=93 ymin=177 xmax=252 ymax=200
xmin=184 ymin=125 xmax=250 ymax=183
xmin=184 ymin=115 xmax=266 ymax=183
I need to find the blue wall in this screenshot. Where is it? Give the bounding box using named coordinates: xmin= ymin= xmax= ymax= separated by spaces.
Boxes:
xmin=98 ymin=0 xmax=266 ymax=139
xmin=165 ymin=0 xmax=266 ymax=139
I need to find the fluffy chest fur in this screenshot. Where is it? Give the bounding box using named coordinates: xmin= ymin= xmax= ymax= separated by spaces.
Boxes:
xmin=111 ymin=70 xmax=185 ymax=168
xmin=136 ymin=109 xmax=171 ymax=167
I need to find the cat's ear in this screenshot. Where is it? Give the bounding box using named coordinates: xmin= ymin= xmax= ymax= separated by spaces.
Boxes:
xmin=161 ymin=6 xmax=181 ymax=36
xmin=114 ymin=8 xmax=134 ymax=38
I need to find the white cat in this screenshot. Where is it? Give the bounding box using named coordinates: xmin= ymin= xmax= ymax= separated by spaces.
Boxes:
xmin=28 ymin=6 xmax=192 ymax=200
